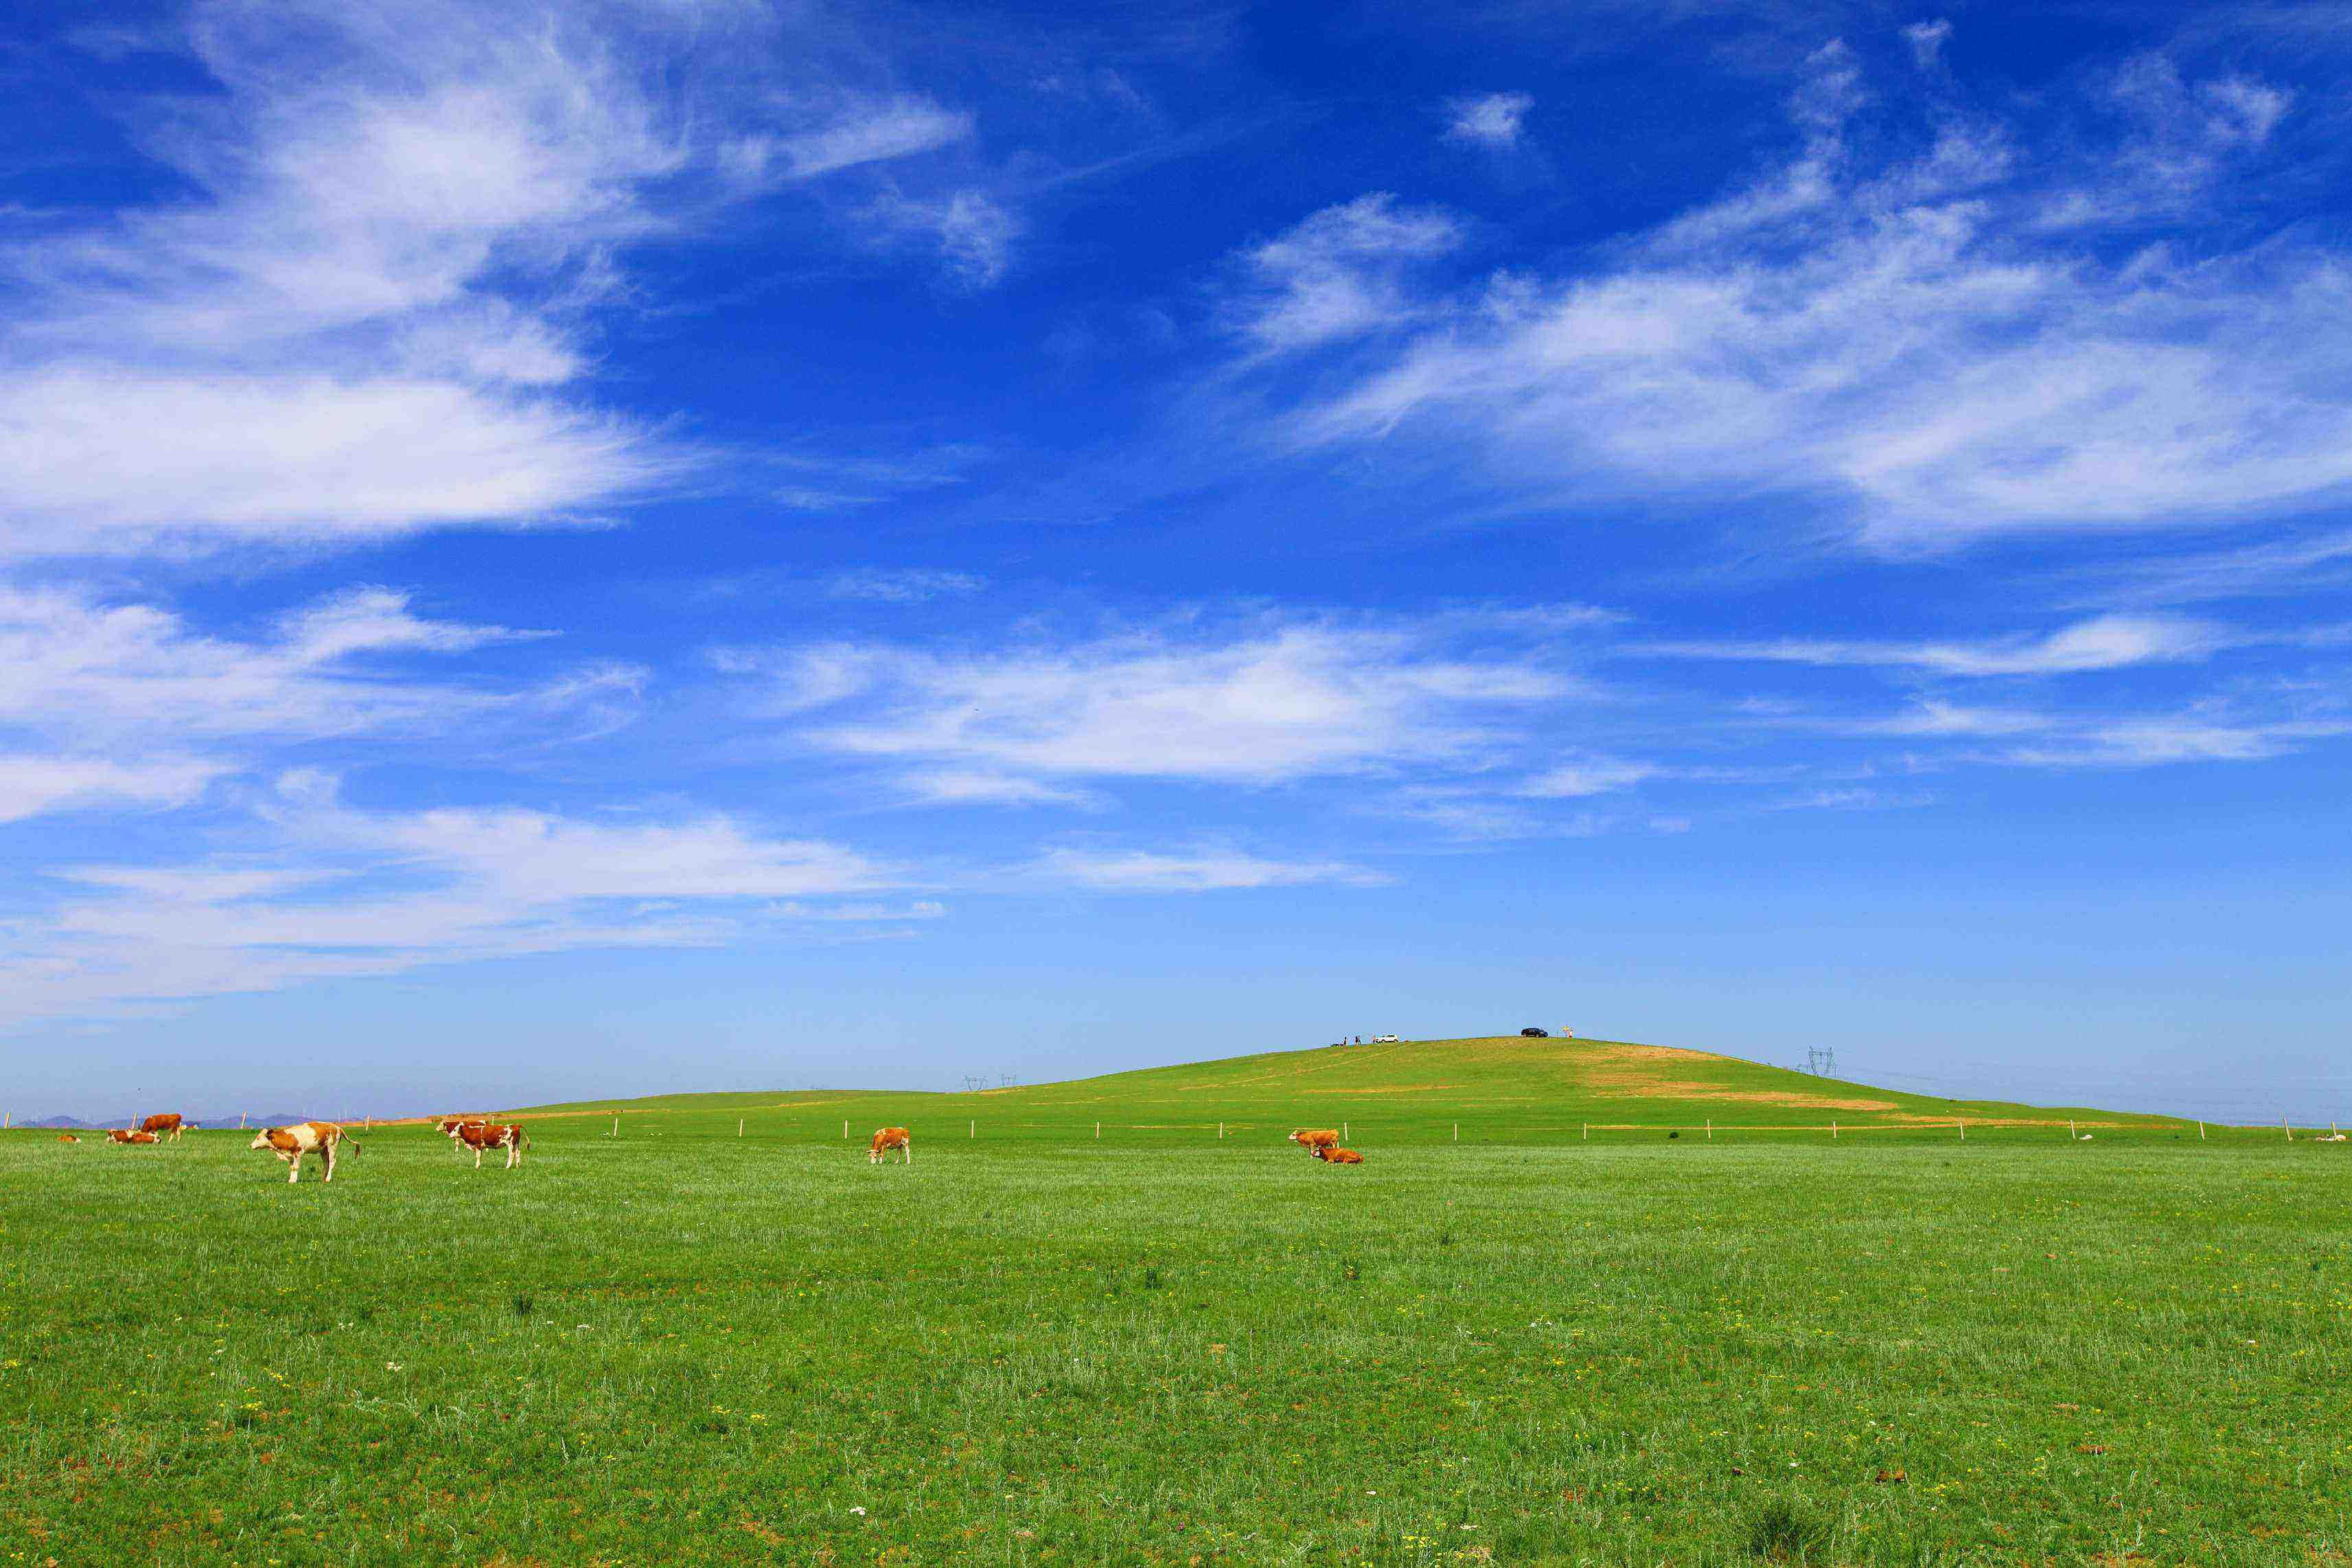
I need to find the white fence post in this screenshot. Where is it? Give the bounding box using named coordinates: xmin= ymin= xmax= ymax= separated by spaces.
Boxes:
xmin=1705 ymin=1119 xmax=1711 ymax=1142
xmin=1832 ymin=1120 xmax=1838 ymax=1140
xmin=1094 ymin=1120 xmax=1100 ymax=1140
xmin=2283 ymin=1117 xmax=2293 ymax=1142
xmin=1453 ymin=1122 xmax=1458 ymax=1143
xmin=969 ymin=1118 xmax=974 ymax=1140
xmin=737 ymin=1118 xmax=743 ymax=1138
xmin=2199 ymin=1121 xmax=2206 ymax=1140
xmin=610 ymin=1115 xmax=620 ymax=1138
xmin=1958 ymin=1120 xmax=1965 ymax=1142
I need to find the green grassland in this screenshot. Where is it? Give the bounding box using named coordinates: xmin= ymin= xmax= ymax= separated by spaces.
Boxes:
xmin=3 ymin=1037 xmax=2347 ymax=1567
xmin=509 ymin=1033 xmax=2196 ymax=1144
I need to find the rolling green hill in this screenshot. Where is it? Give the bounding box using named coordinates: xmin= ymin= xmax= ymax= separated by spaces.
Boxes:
xmin=503 ymin=1033 xmax=2193 ymax=1142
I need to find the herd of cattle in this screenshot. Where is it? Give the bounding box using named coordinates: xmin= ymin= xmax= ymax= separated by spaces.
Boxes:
xmin=60 ymin=1114 xmax=1363 ymax=1178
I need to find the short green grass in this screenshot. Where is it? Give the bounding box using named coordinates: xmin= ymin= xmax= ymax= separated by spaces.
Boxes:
xmin=3 ymin=1039 xmax=2346 ymax=1566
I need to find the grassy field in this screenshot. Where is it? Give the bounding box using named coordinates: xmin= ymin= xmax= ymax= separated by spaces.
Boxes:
xmin=3 ymin=1038 xmax=2347 ymax=1566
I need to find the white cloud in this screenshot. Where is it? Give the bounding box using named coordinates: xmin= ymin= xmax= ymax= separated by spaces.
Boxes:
xmin=2000 ymin=717 xmax=2352 ymax=768
xmin=4 ymin=0 xmax=994 ymax=562
xmin=1265 ymin=51 xmax=2352 ymax=549
xmin=1 ymin=796 xmax=898 ymax=1026
xmin=1639 ymin=614 xmax=2232 ymax=676
xmin=726 ymin=97 xmax=973 ymax=182
xmin=897 ymin=771 xmax=1103 ymax=809
xmin=0 ymin=583 xmax=590 ymax=746
xmin=1032 ymin=846 xmax=1385 ymax=892
xmin=1443 ymin=92 xmax=1534 ymax=149
xmin=725 ymin=617 xmax=1575 ymax=787
xmin=0 ymin=756 xmax=226 ymax=824
xmin=825 ymin=568 xmax=989 ymax=603
xmin=0 ymin=369 xmax=669 ymax=557
xmin=1230 ymin=194 xmax=1462 ymax=353
xmin=1518 ymin=757 xmax=1655 ymax=796
xmin=864 ymin=187 xmax=1024 ymax=288
xmin=1902 ymin=20 xmax=1952 ymax=69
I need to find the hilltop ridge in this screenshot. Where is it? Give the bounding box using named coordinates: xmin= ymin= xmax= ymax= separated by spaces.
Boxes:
xmin=508 ymin=1034 xmax=2187 ymax=1135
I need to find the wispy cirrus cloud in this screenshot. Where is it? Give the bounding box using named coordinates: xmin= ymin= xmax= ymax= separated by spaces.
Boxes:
xmin=717 ymin=613 xmax=1580 ymax=789
xmin=1442 ymin=91 xmax=1534 ymax=148
xmin=825 ymin=568 xmax=989 ymax=604
xmin=0 ymin=756 xmax=227 ymax=825
xmin=1 ymin=0 xmax=997 ymax=562
xmin=0 ymin=583 xmax=636 ymax=827
xmin=1242 ymin=36 xmax=2352 ymax=550
xmin=0 ymin=782 xmax=901 ymax=1026
xmin=1227 ymin=194 xmax=1461 ymax=353
xmin=1030 ymin=845 xmax=1385 ymax=892
xmin=1635 ymin=614 xmax=2235 ymax=677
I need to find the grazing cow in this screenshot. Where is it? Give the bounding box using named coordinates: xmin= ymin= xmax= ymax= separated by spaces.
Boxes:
xmin=56 ymin=1133 xmax=81 ymax=1144
xmin=868 ymin=1127 xmax=912 ymax=1165
xmin=139 ymin=1113 xmax=189 ymax=1142
xmin=108 ymin=1128 xmax=160 ymax=1145
xmin=1315 ymin=1145 xmax=1364 ymax=1165
xmin=249 ymin=1122 xmax=356 ymax=1183
xmin=448 ymin=1120 xmax=529 ymax=1169
xmin=1288 ymin=1128 xmax=1340 ymax=1154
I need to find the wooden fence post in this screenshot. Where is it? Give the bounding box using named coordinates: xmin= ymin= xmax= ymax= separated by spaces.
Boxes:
xmin=737 ymin=1118 xmax=743 ymax=1138
xmin=1094 ymin=1120 xmax=1100 ymax=1140
xmin=1706 ymin=1119 xmax=1712 ymax=1142
xmin=1453 ymin=1122 xmax=1458 ymax=1143
xmin=1957 ymin=1120 xmax=1965 ymax=1141
xmin=1343 ymin=1121 xmax=1348 ymax=1141
xmin=969 ymin=1118 xmax=974 ymax=1140
xmin=2198 ymin=1121 xmax=2206 ymax=1140
xmin=610 ymin=1116 xmax=620 ymax=1138
xmin=1219 ymin=1121 xmax=1224 ymax=1140
xmin=843 ymin=1120 xmax=849 ymax=1140
xmin=2283 ymin=1117 xmax=2293 ymax=1142
xmin=1582 ymin=1122 xmax=1587 ymax=1141
xmin=1832 ymin=1121 xmax=1838 ymax=1140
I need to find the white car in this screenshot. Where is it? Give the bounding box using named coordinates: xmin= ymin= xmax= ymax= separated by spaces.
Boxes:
xmin=1373 ymin=1033 xmax=1400 ymax=1043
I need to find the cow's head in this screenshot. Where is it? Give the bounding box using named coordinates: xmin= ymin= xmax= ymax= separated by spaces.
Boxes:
xmin=249 ymin=1129 xmax=277 ymax=1151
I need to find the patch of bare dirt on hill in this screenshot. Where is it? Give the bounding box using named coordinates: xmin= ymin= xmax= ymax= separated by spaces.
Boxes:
xmin=1613 ymin=1081 xmax=1903 ymax=1111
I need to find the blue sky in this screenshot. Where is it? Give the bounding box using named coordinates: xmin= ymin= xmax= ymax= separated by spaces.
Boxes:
xmin=3 ymin=0 xmax=2348 ymax=1121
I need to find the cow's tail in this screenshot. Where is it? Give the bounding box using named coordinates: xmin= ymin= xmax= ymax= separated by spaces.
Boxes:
xmin=342 ymin=1130 xmax=362 ymax=1157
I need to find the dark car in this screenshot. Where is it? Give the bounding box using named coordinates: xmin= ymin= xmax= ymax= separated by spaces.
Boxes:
xmin=1520 ymin=1026 xmax=1549 ymax=1037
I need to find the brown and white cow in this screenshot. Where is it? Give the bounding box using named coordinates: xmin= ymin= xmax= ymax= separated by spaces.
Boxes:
xmin=1315 ymin=1145 xmax=1363 ymax=1165
xmin=108 ymin=1128 xmax=160 ymax=1145
xmin=56 ymin=1133 xmax=81 ymax=1144
xmin=435 ymin=1116 xmax=489 ymax=1155
xmin=1288 ymin=1128 xmax=1340 ymax=1154
xmin=868 ymin=1126 xmax=912 ymax=1165
xmin=139 ymin=1113 xmax=190 ymax=1142
xmin=448 ymin=1120 xmax=529 ymax=1169
xmin=249 ymin=1121 xmax=356 ymax=1183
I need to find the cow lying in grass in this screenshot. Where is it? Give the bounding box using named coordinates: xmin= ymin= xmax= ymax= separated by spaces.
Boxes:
xmin=869 ymin=1127 xmax=911 ymax=1164
xmin=1314 ymin=1145 xmax=1363 ymax=1165
xmin=108 ymin=1128 xmax=159 ymax=1145
xmin=1288 ymin=1129 xmax=1339 ymax=1154
xmin=448 ymin=1120 xmax=529 ymax=1168
xmin=250 ymin=1122 xmax=356 ymax=1183
xmin=56 ymin=1133 xmax=80 ymax=1144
